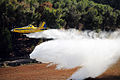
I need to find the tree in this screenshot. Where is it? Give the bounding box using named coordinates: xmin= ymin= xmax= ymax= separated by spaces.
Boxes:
xmin=65 ymin=5 xmax=81 ymax=29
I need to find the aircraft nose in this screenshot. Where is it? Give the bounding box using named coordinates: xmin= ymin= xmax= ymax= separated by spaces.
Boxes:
xmin=11 ymin=29 xmax=14 ymax=32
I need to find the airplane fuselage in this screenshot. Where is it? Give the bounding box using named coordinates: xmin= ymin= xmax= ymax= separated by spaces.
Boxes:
xmin=11 ymin=22 xmax=47 ymax=33
xmin=11 ymin=28 xmax=46 ymax=33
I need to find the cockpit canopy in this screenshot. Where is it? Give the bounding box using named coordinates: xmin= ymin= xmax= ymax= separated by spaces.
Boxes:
xmin=25 ymin=24 xmax=33 ymax=27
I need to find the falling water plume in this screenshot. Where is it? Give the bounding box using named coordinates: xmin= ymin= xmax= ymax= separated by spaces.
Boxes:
xmin=25 ymin=29 xmax=120 ymax=80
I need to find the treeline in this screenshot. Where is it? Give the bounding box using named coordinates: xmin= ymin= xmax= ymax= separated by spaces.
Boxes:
xmin=1 ymin=0 xmax=120 ymax=31
xmin=1 ymin=0 xmax=120 ymax=30
xmin=1 ymin=0 xmax=120 ymax=59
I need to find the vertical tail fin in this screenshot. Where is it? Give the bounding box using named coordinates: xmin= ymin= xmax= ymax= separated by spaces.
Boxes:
xmin=38 ymin=22 xmax=47 ymax=29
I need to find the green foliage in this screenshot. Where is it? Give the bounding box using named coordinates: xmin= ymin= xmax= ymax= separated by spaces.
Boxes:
xmin=1 ymin=0 xmax=120 ymax=30
xmin=1 ymin=0 xmax=120 ymax=59
xmin=51 ymin=0 xmax=120 ymax=30
xmin=91 ymin=0 xmax=120 ymax=10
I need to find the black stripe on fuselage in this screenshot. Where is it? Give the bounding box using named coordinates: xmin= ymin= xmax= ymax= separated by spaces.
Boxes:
xmin=40 ymin=28 xmax=47 ymax=30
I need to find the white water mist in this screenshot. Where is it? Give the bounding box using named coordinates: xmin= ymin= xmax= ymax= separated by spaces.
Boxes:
xmin=26 ymin=29 xmax=120 ymax=80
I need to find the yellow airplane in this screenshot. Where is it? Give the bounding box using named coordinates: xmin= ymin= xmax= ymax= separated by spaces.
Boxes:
xmin=11 ymin=22 xmax=47 ymax=33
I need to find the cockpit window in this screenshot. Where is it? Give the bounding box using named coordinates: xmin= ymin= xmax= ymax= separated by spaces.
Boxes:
xmin=26 ymin=25 xmax=32 ymax=27
xmin=21 ymin=24 xmax=33 ymax=28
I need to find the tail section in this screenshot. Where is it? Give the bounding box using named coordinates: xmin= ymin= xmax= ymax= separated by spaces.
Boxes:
xmin=38 ymin=22 xmax=47 ymax=30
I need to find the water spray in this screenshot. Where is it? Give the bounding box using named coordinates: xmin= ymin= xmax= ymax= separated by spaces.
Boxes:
xmin=26 ymin=29 xmax=120 ymax=80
